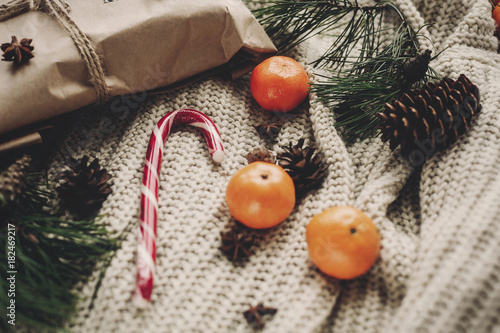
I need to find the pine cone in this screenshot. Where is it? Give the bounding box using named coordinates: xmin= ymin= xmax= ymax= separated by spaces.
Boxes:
xmin=0 ymin=155 xmax=31 ymax=208
xmin=378 ymin=74 xmax=481 ymax=158
xmin=402 ymin=50 xmax=432 ymax=85
xmin=277 ymin=139 xmax=328 ymax=198
xmin=57 ymin=156 xmax=112 ymax=216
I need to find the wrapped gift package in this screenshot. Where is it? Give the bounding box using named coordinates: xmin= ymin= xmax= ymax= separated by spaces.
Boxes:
xmin=0 ymin=0 xmax=276 ymax=136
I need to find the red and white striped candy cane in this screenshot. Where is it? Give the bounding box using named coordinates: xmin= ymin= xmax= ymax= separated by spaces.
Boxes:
xmin=133 ymin=109 xmax=225 ymax=306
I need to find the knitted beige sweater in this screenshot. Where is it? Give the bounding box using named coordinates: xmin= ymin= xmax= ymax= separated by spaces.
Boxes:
xmin=46 ymin=0 xmax=500 ymax=332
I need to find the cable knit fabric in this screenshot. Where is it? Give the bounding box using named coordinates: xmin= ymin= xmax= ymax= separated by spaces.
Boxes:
xmin=31 ymin=0 xmax=500 ymax=332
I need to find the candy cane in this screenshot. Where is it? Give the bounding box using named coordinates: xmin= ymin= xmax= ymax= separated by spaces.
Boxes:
xmin=133 ymin=109 xmax=225 ymax=307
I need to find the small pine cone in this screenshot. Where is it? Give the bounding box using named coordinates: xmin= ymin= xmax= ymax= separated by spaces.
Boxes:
xmin=57 ymin=155 xmax=112 ymax=216
xmin=378 ymin=74 xmax=481 ymax=157
xmin=277 ymin=138 xmax=328 ymax=198
xmin=246 ymin=147 xmax=276 ymax=164
xmin=402 ymin=50 xmax=432 ymax=85
xmin=0 ymin=155 xmax=31 ymax=207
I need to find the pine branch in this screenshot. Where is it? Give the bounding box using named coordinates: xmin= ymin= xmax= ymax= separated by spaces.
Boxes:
xmin=251 ymin=0 xmax=390 ymax=70
xmin=1 ymin=214 xmax=116 ymax=332
xmin=0 ymin=166 xmax=116 ymax=332
xmin=311 ymin=23 xmax=439 ymax=141
xmin=251 ymin=0 xmax=442 ymax=141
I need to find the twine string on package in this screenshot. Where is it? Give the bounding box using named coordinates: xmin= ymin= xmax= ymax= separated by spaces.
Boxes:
xmin=0 ymin=0 xmax=276 ymax=136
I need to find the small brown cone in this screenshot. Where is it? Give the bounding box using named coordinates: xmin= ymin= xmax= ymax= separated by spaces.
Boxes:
xmin=402 ymin=49 xmax=432 ymax=85
xmin=57 ymin=155 xmax=112 ymax=216
xmin=277 ymin=138 xmax=328 ymax=199
xmin=0 ymin=155 xmax=31 ymax=207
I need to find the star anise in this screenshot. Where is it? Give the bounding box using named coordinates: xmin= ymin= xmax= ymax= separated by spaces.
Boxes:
xmin=1 ymin=36 xmax=34 ymax=64
xmin=254 ymin=122 xmax=282 ymax=141
xmin=243 ymin=303 xmax=278 ymax=330
xmin=220 ymin=228 xmax=254 ymax=261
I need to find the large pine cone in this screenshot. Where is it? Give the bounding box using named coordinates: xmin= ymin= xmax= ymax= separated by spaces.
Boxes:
xmin=0 ymin=155 xmax=31 ymax=208
xmin=377 ymin=74 xmax=481 ymax=158
xmin=57 ymin=156 xmax=112 ymax=216
xmin=277 ymin=139 xmax=328 ymax=198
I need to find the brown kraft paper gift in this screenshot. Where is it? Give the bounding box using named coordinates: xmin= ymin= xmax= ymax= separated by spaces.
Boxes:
xmin=0 ymin=0 xmax=276 ymax=138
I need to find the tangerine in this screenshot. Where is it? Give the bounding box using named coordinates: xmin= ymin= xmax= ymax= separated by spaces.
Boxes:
xmin=225 ymin=161 xmax=295 ymax=229
xmin=306 ymin=206 xmax=381 ymax=279
xmin=493 ymin=6 xmax=500 ymax=26
xmin=250 ymin=56 xmax=309 ymax=113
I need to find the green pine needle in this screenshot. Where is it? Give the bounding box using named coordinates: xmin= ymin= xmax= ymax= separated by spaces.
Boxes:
xmin=1 ymin=214 xmax=116 ymax=332
xmin=251 ymin=0 xmax=391 ymax=70
xmin=311 ymin=23 xmax=440 ymax=142
xmin=251 ymin=0 xmax=442 ymax=141
xmin=0 ymin=169 xmax=116 ymax=332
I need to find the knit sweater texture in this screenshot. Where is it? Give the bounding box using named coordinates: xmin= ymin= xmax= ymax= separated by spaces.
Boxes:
xmin=43 ymin=0 xmax=500 ymax=332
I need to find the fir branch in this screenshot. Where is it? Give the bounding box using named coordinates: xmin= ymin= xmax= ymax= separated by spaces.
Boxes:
xmin=311 ymin=23 xmax=439 ymax=141
xmin=19 ymin=173 xmax=53 ymax=212
xmin=0 ymin=167 xmax=116 ymax=332
xmin=251 ymin=0 xmax=442 ymax=140
xmin=251 ymin=0 xmax=390 ymax=70
xmin=1 ymin=214 xmax=116 ymax=332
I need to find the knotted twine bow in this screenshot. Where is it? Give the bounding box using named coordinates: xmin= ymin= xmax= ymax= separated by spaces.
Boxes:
xmin=0 ymin=0 xmax=110 ymax=103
